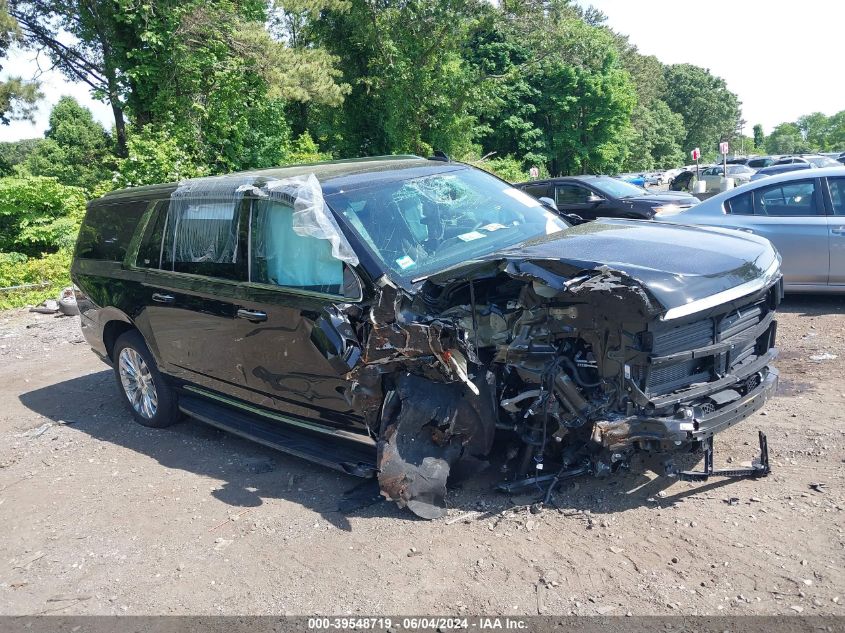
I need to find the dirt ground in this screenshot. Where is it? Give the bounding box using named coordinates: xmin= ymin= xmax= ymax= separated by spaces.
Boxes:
xmin=0 ymin=296 xmax=843 ymax=616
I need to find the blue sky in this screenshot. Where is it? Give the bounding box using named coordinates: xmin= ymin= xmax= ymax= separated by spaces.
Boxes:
xmin=1 ymin=1 xmax=843 ymax=142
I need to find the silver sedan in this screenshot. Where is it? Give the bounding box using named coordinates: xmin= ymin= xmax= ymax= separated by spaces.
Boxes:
xmin=656 ymin=167 xmax=845 ymax=292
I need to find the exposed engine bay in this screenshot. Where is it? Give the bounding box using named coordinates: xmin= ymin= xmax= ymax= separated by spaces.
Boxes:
xmin=317 ymin=257 xmax=782 ymax=519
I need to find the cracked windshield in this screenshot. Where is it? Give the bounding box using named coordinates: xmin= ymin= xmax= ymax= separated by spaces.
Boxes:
xmin=329 ymin=168 xmax=567 ymax=281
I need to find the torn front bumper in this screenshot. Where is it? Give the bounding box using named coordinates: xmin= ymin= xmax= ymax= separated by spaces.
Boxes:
xmin=593 ymin=367 xmax=778 ymax=452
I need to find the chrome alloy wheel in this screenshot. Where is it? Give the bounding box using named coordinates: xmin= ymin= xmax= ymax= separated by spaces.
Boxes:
xmin=118 ymin=347 xmax=158 ymax=419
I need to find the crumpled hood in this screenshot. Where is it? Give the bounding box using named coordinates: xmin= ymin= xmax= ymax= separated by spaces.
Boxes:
xmin=494 ymin=219 xmax=779 ymax=312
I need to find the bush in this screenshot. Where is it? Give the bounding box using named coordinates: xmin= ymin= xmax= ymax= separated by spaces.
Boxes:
xmin=0 ymin=176 xmax=87 ymax=256
xmin=0 ymin=247 xmax=72 ymax=309
xmin=461 ymin=154 xmax=548 ymax=183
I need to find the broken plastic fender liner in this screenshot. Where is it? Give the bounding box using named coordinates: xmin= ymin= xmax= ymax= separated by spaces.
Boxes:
xmin=377 ymin=373 xmax=496 ymax=519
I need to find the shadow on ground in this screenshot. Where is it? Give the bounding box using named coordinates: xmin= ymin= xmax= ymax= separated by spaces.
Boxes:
xmin=19 ymin=370 xmax=746 ymax=530
xmin=778 ymin=294 xmax=845 ymax=317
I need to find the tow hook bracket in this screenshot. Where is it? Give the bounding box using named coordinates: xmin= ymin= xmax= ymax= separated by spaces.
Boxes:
xmin=668 ymin=430 xmax=770 ymax=482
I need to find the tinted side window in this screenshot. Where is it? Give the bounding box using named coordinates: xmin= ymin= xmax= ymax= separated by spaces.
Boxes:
xmin=522 ymin=183 xmax=549 ymax=199
xmin=136 ymin=201 xmax=168 ymax=269
xmin=726 ymin=192 xmax=754 ymax=215
xmin=555 ymin=184 xmax=590 ymax=205
xmin=76 ymin=200 xmax=148 ymax=262
xmin=829 ymin=178 xmax=845 ymax=215
xmin=753 ymin=180 xmax=820 ymax=216
xmin=161 ymin=198 xmax=246 ymax=280
xmin=250 ymin=199 xmax=343 ymax=294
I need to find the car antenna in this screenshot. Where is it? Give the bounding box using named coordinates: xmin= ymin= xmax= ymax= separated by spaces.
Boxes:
xmin=429 ymin=150 xmax=450 ymax=162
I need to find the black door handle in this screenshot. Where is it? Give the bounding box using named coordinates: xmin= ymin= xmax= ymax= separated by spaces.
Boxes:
xmin=152 ymin=293 xmax=175 ymax=304
xmin=237 ymin=308 xmax=268 ymax=322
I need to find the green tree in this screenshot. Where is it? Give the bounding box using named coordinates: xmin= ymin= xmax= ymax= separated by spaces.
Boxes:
xmin=623 ymin=100 xmax=685 ymax=171
xmin=25 ymin=97 xmax=112 ymax=191
xmin=765 ymin=122 xmax=810 ymax=154
xmin=612 ymin=34 xmax=665 ymax=109
xmin=0 ymin=0 xmax=40 ymax=124
xmin=662 ymin=64 xmax=741 ymax=153
xmin=469 ymin=1 xmax=636 ymax=175
xmin=797 ymin=112 xmax=830 ymax=151
xmin=115 ymin=124 xmax=207 ymax=188
xmin=10 ymin=0 xmax=348 ymax=158
xmin=825 ymin=110 xmax=845 ymax=150
xmin=463 ymin=6 xmax=546 ymax=167
xmin=0 ymin=138 xmax=42 ymax=176
xmin=753 ymin=124 xmax=765 ymax=150
xmin=0 ymin=175 xmax=86 ymax=255
xmin=308 ymin=0 xmax=483 ymax=158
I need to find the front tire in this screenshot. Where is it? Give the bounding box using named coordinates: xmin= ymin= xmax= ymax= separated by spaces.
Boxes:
xmin=112 ymin=330 xmax=179 ymax=428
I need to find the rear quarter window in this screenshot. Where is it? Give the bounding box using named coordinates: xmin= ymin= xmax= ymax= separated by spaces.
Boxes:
xmin=135 ymin=201 xmax=169 ymax=268
xmin=725 ymin=192 xmax=754 ymax=215
xmin=75 ymin=199 xmax=150 ymax=262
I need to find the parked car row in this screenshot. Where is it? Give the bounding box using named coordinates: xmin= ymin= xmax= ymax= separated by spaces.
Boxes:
xmin=657 ymin=166 xmax=845 ymax=292
xmin=517 ymin=164 xmax=845 ymax=295
xmin=515 ymin=175 xmax=699 ymax=220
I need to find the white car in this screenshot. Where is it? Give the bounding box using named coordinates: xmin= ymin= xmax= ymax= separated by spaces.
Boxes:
xmin=700 ymin=164 xmax=755 ymax=192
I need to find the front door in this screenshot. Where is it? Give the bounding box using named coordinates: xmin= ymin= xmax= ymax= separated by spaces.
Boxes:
xmin=233 ymin=196 xmax=366 ymax=432
xmin=555 ymin=183 xmax=601 ymax=219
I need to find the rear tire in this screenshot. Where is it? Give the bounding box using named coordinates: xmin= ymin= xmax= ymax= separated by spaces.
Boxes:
xmin=112 ymin=330 xmax=179 ymax=428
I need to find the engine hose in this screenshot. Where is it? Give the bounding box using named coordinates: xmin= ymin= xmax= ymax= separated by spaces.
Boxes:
xmin=559 ymin=356 xmax=602 ymax=388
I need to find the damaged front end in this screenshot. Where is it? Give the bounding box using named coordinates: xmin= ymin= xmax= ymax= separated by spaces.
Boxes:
xmin=328 ymin=251 xmax=781 ymax=519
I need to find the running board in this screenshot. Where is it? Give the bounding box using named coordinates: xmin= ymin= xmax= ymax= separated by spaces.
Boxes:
xmin=178 ymin=396 xmax=377 ymax=478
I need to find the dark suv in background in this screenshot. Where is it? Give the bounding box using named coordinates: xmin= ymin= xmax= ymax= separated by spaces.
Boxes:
xmin=515 ymin=175 xmax=699 ymax=220
xmin=72 ymin=156 xmax=781 ymax=518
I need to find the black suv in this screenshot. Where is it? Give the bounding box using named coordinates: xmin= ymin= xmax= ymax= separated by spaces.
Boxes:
xmin=72 ymin=156 xmax=781 ymax=518
xmin=515 ymin=175 xmax=699 ymax=220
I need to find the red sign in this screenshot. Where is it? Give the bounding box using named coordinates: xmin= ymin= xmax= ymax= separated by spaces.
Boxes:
xmin=529 ymin=166 xmax=540 ymax=179
xmin=691 ymin=148 xmax=701 ymax=161
xmin=720 ymin=142 xmax=729 ymax=155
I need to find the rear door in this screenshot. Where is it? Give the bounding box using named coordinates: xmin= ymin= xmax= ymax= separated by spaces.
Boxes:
xmin=233 ymin=195 xmax=366 ymax=432
xmin=824 ymin=177 xmax=845 ymax=286
xmin=722 ymin=178 xmax=829 ymax=286
xmin=554 ymin=182 xmax=600 ymax=219
xmin=140 ymin=194 xmax=250 ymax=396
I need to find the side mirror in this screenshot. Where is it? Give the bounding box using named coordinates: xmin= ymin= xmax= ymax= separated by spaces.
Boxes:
xmin=586 ymin=194 xmax=605 ymax=204
xmin=565 ymin=213 xmax=587 ymax=225
xmin=538 ymin=196 xmax=557 ymax=210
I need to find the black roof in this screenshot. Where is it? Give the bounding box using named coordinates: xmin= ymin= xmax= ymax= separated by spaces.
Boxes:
xmin=514 ymin=175 xmax=613 ymax=186
xmin=100 ymin=155 xmax=466 ymax=202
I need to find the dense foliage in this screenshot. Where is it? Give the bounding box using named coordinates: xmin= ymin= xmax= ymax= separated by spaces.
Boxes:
xmin=0 ymin=176 xmax=84 ymax=305
xmin=5 ymin=0 xmax=746 ymax=178
xmin=0 ymin=0 xmax=763 ymax=305
xmin=762 ymin=111 xmax=845 ymax=155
